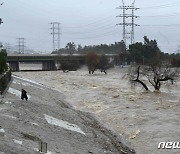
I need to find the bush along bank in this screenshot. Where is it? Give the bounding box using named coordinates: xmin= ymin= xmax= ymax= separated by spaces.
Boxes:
xmin=0 ymin=69 xmax=11 ymax=95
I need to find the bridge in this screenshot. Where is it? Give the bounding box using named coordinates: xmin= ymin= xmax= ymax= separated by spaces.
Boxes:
xmin=7 ymin=53 xmax=118 ymax=71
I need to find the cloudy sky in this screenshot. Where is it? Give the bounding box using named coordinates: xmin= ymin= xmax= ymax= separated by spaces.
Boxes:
xmin=0 ymin=0 xmax=180 ymax=53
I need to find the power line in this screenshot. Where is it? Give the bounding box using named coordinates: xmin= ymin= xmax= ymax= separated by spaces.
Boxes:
xmin=62 ymin=15 xmax=116 ymax=29
xmin=71 ymin=29 xmax=119 ymax=40
xmin=141 ymin=13 xmax=180 ymax=18
xmin=141 ymin=2 xmax=180 ymax=9
xmin=141 ymin=24 xmax=180 ymax=27
xmin=63 ymin=25 xmax=116 ymax=35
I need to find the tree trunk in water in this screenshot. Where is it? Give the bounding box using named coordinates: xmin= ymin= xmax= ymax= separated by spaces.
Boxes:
xmin=133 ymin=79 xmax=149 ymax=91
xmin=133 ymin=66 xmax=149 ymax=91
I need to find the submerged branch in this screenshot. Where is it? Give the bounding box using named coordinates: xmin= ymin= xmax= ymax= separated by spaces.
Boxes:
xmin=132 ymin=66 xmax=149 ymax=91
xmin=133 ymin=79 xmax=149 ymax=91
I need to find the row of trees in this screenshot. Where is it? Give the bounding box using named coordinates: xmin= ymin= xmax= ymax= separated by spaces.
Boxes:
xmin=128 ymin=36 xmax=161 ymax=65
xmin=52 ymin=37 xmax=180 ymax=67
xmin=60 ymin=52 xmax=110 ymax=74
xmin=54 ymin=42 xmax=123 ymax=73
xmin=52 ymin=41 xmax=126 ymax=54
xmin=128 ymin=36 xmax=180 ymax=67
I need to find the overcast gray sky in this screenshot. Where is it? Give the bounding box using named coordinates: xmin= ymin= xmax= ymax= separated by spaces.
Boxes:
xmin=0 ymin=0 xmax=180 ymax=53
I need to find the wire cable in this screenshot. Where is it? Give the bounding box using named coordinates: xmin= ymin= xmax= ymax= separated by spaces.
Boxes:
xmin=141 ymin=2 xmax=180 ymax=9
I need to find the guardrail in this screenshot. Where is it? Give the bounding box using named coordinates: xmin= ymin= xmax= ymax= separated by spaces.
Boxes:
xmin=0 ymin=70 xmax=11 ymax=95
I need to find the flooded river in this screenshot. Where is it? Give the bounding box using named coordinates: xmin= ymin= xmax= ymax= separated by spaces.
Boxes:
xmin=15 ymin=66 xmax=180 ymax=154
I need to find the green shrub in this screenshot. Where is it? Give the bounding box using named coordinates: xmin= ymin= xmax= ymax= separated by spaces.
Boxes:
xmin=0 ymin=49 xmax=8 ymax=74
xmin=60 ymin=60 xmax=80 ymax=72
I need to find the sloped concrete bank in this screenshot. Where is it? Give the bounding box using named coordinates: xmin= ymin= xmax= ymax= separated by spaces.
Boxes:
xmin=0 ymin=74 xmax=135 ymax=154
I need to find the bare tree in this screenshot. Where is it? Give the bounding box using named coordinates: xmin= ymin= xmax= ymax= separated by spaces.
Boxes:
xmin=130 ymin=66 xmax=149 ymax=91
xmin=145 ymin=65 xmax=178 ymax=90
xmin=129 ymin=64 xmax=179 ymax=91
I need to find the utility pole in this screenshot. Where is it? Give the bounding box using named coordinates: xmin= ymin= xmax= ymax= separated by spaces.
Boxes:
xmin=17 ymin=38 xmax=25 ymax=54
xmin=116 ymin=0 xmax=139 ymax=48
xmin=50 ymin=22 xmax=61 ymax=51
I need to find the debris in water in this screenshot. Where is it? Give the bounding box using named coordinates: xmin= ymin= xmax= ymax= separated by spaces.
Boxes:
xmin=129 ymin=130 xmax=140 ymax=139
xmin=13 ymin=139 xmax=23 ymax=145
xmin=0 ymin=128 xmax=5 ymax=136
xmin=113 ymin=95 xmax=120 ymax=98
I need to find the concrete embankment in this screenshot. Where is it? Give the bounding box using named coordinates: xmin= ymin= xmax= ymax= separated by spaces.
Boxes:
xmin=0 ymin=74 xmax=135 ymax=154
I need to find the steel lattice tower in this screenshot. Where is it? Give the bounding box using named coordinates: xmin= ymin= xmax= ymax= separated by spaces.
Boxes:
xmin=50 ymin=22 xmax=61 ymax=51
xmin=116 ymin=0 xmax=139 ymax=48
xmin=17 ymin=38 xmax=25 ymax=54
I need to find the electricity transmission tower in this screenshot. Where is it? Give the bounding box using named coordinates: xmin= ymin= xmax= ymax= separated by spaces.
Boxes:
xmin=17 ymin=38 xmax=25 ymax=54
xmin=50 ymin=22 xmax=61 ymax=51
xmin=5 ymin=43 xmax=10 ymax=52
xmin=116 ymin=0 xmax=139 ymax=48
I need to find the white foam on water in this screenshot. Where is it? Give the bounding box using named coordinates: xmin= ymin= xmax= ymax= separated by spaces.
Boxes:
xmin=0 ymin=114 xmax=17 ymax=120
xmin=5 ymin=101 xmax=12 ymax=104
xmin=168 ymin=100 xmax=179 ymax=103
xmin=13 ymin=139 xmax=23 ymax=145
xmin=8 ymin=87 xmax=31 ymax=99
xmin=30 ymin=122 xmax=39 ymax=126
xmin=0 ymin=128 xmax=5 ymax=133
xmin=0 ymin=107 xmax=7 ymax=111
xmin=44 ymin=114 xmax=85 ymax=135
xmin=0 ymin=128 xmax=5 ymax=137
